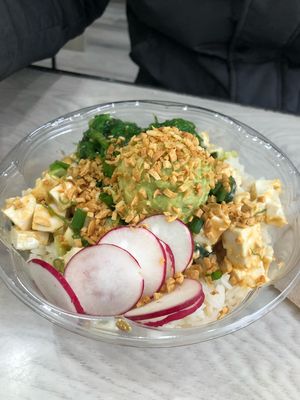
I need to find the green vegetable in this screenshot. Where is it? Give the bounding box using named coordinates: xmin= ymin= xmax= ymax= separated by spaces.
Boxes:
xmin=195 ymin=244 xmax=211 ymax=258
xmin=216 ymin=186 xmax=228 ymax=203
xmin=188 ymin=217 xmax=204 ymax=234
xmin=147 ymin=118 xmax=197 ymax=135
xmin=102 ymin=162 xmax=115 ymax=178
xmin=209 ymin=150 xmax=238 ymax=160
xmin=224 ymin=176 xmax=237 ymax=203
xmin=211 ymin=270 xmax=223 ymax=281
xmin=78 ymin=128 xmax=109 ymax=159
xmin=81 ymin=238 xmax=90 ymax=247
xmin=210 ymin=176 xmax=236 ymax=203
xmin=99 ymin=192 xmax=114 ymax=208
xmin=53 ymin=234 xmax=69 ymax=257
xmin=96 ymin=180 xmax=103 ymax=188
xmin=42 ymin=204 xmax=68 ymax=223
xmin=49 ymin=160 xmax=70 ymax=177
xmin=210 ymin=181 xmax=222 ymax=196
xmin=70 ymin=208 xmax=87 ymax=233
xmin=53 ymin=258 xmax=65 ymax=273
xmin=254 ymin=208 xmax=266 ymax=216
xmin=147 ymin=117 xmax=208 ymax=147
xmin=77 ymin=114 xmax=142 ymax=159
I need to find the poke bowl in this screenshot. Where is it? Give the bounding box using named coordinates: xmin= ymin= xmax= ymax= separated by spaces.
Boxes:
xmin=0 ymin=100 xmax=299 ymax=347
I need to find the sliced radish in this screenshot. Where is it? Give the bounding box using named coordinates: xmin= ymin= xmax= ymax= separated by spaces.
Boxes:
xmin=99 ymin=226 xmax=166 ymax=296
xmin=28 ymin=258 xmax=84 ymax=313
xmin=138 ymin=215 xmax=194 ymax=273
xmin=124 ymin=279 xmax=203 ymax=320
xmin=64 ymin=244 xmax=144 ymax=316
xmin=160 ymin=240 xmax=175 ymax=279
xmin=137 ymin=295 xmax=204 ymax=327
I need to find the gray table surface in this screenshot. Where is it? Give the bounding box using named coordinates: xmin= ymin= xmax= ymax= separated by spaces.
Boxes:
xmin=0 ymin=68 xmax=299 ymax=400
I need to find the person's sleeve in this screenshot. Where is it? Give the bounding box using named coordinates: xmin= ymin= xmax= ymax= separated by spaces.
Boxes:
xmin=0 ymin=0 xmax=109 ymax=80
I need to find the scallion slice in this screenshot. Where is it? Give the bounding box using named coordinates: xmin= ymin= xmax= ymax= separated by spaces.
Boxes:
xmin=188 ymin=217 xmax=204 ymax=234
xmin=70 ymin=208 xmax=87 ymax=233
xmin=49 ymin=160 xmax=70 ymax=177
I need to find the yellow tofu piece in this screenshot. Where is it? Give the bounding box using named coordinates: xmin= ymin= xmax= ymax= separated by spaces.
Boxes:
xmin=231 ymin=264 xmax=268 ymax=288
xmin=48 ymin=202 xmax=67 ymax=217
xmin=194 ymin=216 xmax=230 ymax=248
xmin=63 ymin=227 xmax=75 ymax=247
xmin=252 ymin=179 xmax=287 ymax=226
xmin=222 ymin=224 xmax=263 ymax=269
xmin=223 ymin=224 xmax=273 ymax=288
xmin=31 ymin=173 xmax=59 ymax=202
xmin=205 ymin=215 xmax=231 ymax=245
xmin=32 ymin=204 xmax=64 ymax=232
xmin=49 ymin=181 xmax=74 ymax=210
xmin=10 ymin=227 xmax=49 ymax=250
xmin=2 ymin=194 xmax=36 ymax=231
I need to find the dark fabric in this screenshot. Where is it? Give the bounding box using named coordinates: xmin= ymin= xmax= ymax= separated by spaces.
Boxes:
xmin=1 ymin=0 xmax=300 ymax=113
xmin=127 ymin=0 xmax=300 ymax=113
xmin=0 ymin=0 xmax=109 ymax=80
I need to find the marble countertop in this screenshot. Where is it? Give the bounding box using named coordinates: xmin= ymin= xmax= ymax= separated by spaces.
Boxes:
xmin=0 ymin=68 xmax=299 ymax=400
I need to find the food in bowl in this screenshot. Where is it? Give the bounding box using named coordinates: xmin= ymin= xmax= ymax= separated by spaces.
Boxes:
xmin=1 ymin=113 xmax=287 ymax=329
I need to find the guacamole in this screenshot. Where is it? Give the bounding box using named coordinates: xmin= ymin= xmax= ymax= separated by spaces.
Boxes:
xmin=109 ymin=126 xmax=215 ymax=223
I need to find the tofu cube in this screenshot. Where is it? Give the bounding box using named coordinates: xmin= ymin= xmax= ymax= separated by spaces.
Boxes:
xmin=252 ymin=179 xmax=287 ymax=226
xmin=49 ymin=181 xmax=74 ymax=210
xmin=231 ymin=263 xmax=268 ymax=288
xmin=222 ymin=224 xmax=263 ymax=269
xmin=63 ymin=227 xmax=75 ymax=247
xmin=32 ymin=204 xmax=64 ymax=232
xmin=2 ymin=194 xmax=36 ymax=231
xmin=11 ymin=227 xmax=49 ymax=250
xmin=31 ymin=173 xmax=59 ymax=202
xmin=205 ymin=215 xmax=231 ymax=245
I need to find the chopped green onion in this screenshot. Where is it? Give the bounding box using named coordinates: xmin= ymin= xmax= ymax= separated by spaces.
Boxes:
xmin=72 ymin=232 xmax=81 ymax=239
xmin=188 ymin=217 xmax=204 ymax=234
xmin=102 ymin=162 xmax=115 ymax=178
xmin=216 ymin=187 xmax=228 ymax=203
xmin=195 ymin=244 xmax=211 ymax=258
xmin=81 ymin=238 xmax=90 ymax=247
xmin=42 ymin=204 xmax=68 ymax=223
xmin=224 ymin=176 xmax=237 ymax=203
xmin=53 ymin=258 xmax=65 ymax=273
xmin=254 ymin=208 xmax=266 ymax=216
xmin=96 ymin=180 xmax=103 ymax=188
xmin=70 ymin=208 xmax=87 ymax=233
xmin=99 ymin=192 xmax=114 ymax=208
xmin=210 ymin=176 xmax=237 ymax=203
xmin=210 ymin=181 xmax=222 ymax=196
xmin=211 ymin=270 xmax=223 ymax=281
xmin=49 ymin=160 xmax=70 ymax=177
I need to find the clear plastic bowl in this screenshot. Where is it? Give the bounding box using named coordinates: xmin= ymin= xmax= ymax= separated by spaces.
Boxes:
xmin=0 ymin=100 xmax=299 ymax=347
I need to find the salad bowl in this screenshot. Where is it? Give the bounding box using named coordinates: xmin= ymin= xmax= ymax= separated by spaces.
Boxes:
xmin=0 ymin=100 xmax=299 ymax=347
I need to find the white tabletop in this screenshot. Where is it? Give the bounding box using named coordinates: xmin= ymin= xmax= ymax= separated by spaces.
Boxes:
xmin=0 ymin=68 xmax=299 ymax=400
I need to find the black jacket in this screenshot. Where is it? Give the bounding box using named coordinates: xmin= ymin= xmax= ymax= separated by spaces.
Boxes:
xmin=1 ymin=0 xmax=300 ymax=113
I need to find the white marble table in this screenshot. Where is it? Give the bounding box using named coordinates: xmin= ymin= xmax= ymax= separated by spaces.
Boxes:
xmin=0 ymin=68 xmax=299 ymax=400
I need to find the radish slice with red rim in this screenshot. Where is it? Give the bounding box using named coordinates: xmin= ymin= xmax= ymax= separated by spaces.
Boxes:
xmin=28 ymin=258 xmax=84 ymax=313
xmin=124 ymin=279 xmax=204 ymax=320
xmin=160 ymin=240 xmax=175 ymax=279
xmin=64 ymin=244 xmax=144 ymax=316
xmin=99 ymin=226 xmax=166 ymax=297
xmin=138 ymin=215 xmax=194 ymax=273
xmin=137 ymin=294 xmax=205 ymax=327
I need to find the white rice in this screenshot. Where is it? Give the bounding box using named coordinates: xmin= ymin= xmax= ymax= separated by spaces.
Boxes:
xmin=163 ymin=274 xmax=250 ymax=328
